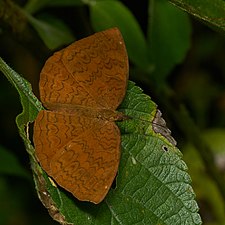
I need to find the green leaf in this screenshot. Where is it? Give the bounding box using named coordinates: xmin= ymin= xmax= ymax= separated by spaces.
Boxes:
xmin=0 ymin=58 xmax=42 ymax=146
xmin=169 ymin=0 xmax=225 ymax=34
xmin=148 ymin=0 xmax=191 ymax=84
xmin=0 ymin=58 xmax=202 ymax=224
xmin=0 ymin=57 xmax=42 ymax=175
xmin=89 ymin=0 xmax=150 ymax=71
xmin=24 ymin=11 xmax=74 ymax=50
xmin=25 ymin=0 xmax=83 ymax=14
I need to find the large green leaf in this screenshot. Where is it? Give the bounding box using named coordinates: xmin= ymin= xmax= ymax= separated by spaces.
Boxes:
xmin=169 ymin=0 xmax=225 ymax=34
xmin=147 ymin=0 xmax=191 ymax=84
xmin=0 ymin=57 xmax=202 ymax=224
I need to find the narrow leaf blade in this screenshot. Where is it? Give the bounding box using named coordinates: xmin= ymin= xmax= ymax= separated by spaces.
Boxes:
xmin=169 ymin=0 xmax=225 ymax=34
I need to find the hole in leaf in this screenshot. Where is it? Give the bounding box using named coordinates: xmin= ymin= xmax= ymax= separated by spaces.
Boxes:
xmin=162 ymin=145 xmax=169 ymax=152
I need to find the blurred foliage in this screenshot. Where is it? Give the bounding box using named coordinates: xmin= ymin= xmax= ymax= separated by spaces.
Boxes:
xmin=1 ymin=0 xmax=225 ymax=224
